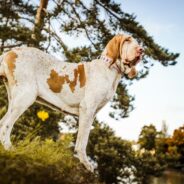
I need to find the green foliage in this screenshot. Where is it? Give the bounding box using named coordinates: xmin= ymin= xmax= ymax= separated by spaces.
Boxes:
xmin=110 ymin=83 xmax=135 ymax=119
xmin=11 ymin=104 xmax=63 ymax=141
xmin=138 ymin=123 xmax=184 ymax=171
xmin=87 ymin=121 xmax=164 ymax=184
xmin=138 ymin=124 xmax=158 ymax=150
xmin=0 ymin=80 xmax=8 ymax=117
xmin=0 ymin=0 xmax=36 ymax=50
xmin=88 ymin=121 xmax=135 ymax=183
xmin=0 ymin=136 xmax=102 ymax=184
xmin=157 ymin=125 xmax=184 ymax=169
xmin=133 ymin=151 xmax=165 ymax=184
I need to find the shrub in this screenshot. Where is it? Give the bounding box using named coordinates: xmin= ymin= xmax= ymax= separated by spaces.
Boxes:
xmin=0 ymin=136 xmax=102 ymax=184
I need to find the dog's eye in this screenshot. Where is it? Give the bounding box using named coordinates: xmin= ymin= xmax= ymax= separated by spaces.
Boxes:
xmin=125 ymin=38 xmax=131 ymax=42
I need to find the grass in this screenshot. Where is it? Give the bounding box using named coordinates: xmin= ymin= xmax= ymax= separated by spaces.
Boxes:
xmin=0 ymin=136 xmax=102 ymax=184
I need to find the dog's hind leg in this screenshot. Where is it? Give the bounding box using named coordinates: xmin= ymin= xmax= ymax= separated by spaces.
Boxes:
xmin=0 ymin=86 xmax=37 ymax=150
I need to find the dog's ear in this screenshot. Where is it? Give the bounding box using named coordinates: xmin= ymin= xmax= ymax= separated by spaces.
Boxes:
xmin=106 ymin=34 xmax=131 ymax=64
xmin=127 ymin=66 xmax=137 ymax=79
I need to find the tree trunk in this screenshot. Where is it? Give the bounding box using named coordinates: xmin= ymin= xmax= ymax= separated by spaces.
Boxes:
xmin=31 ymin=0 xmax=49 ymax=47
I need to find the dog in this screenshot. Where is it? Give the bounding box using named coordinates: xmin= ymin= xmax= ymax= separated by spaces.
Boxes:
xmin=0 ymin=34 xmax=143 ymax=172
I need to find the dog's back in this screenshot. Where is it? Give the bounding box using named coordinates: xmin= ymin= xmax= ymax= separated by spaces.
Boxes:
xmin=0 ymin=47 xmax=80 ymax=86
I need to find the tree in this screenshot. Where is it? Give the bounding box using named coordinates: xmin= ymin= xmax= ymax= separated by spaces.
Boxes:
xmin=88 ymin=121 xmax=135 ymax=183
xmin=155 ymin=121 xmax=169 ymax=155
xmin=168 ymin=125 xmax=184 ymax=168
xmin=87 ymin=121 xmax=164 ymax=184
xmin=147 ymin=124 xmax=184 ymax=170
xmin=0 ymin=80 xmax=8 ymax=120
xmin=171 ymin=125 xmax=184 ymax=149
xmin=31 ymin=0 xmax=49 ymax=47
xmin=133 ymin=151 xmax=165 ymax=184
xmin=138 ymin=124 xmax=158 ymax=151
xmin=0 ymin=0 xmax=36 ymax=51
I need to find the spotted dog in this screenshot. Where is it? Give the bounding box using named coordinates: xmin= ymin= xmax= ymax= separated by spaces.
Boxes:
xmin=0 ymin=34 xmax=143 ymax=172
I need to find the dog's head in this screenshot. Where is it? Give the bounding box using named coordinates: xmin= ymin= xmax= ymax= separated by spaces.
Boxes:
xmin=105 ymin=34 xmax=143 ymax=78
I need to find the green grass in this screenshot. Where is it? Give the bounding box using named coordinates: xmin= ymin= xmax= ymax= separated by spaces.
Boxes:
xmin=0 ymin=136 xmax=102 ymax=184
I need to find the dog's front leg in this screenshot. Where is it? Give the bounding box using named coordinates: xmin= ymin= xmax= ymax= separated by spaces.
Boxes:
xmin=74 ymin=101 xmax=96 ymax=172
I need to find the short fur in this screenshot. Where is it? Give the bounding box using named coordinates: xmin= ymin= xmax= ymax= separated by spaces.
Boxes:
xmin=0 ymin=34 xmax=143 ymax=172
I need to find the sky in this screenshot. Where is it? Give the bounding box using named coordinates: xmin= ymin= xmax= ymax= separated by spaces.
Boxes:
xmin=97 ymin=0 xmax=184 ymax=140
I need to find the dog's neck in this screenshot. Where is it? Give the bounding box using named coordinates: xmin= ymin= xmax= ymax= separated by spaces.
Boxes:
xmin=100 ymin=51 xmax=131 ymax=75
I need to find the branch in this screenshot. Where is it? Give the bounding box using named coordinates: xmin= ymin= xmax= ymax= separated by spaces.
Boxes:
xmin=0 ymin=43 xmax=23 ymax=49
xmin=95 ymin=0 xmax=122 ymax=20
xmin=44 ymin=27 xmax=68 ymax=51
xmin=31 ymin=0 xmax=49 ymax=47
xmin=67 ymin=1 xmax=98 ymax=50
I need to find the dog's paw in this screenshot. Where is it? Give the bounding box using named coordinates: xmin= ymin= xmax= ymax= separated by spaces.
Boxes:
xmin=86 ymin=162 xmax=94 ymax=173
xmin=74 ymin=152 xmax=94 ymax=172
xmin=3 ymin=142 xmax=13 ymax=151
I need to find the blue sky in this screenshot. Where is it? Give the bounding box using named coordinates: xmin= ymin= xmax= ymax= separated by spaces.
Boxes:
xmin=97 ymin=0 xmax=184 ymax=140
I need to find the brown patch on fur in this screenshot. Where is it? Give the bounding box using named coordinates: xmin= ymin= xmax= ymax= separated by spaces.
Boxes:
xmin=47 ymin=64 xmax=86 ymax=93
xmin=4 ymin=51 xmax=18 ymax=84
xmin=47 ymin=70 xmax=65 ymax=93
xmin=65 ymin=69 xmax=78 ymax=93
xmin=78 ymin=64 xmax=86 ymax=88
xmin=106 ymin=35 xmax=131 ymax=65
xmin=128 ymin=67 xmax=137 ymax=79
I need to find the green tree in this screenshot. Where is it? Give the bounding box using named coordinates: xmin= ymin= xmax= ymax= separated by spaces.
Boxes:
xmin=148 ymin=124 xmax=184 ymax=170
xmin=0 ymin=0 xmax=36 ymax=51
xmin=138 ymin=124 xmax=158 ymax=151
xmin=87 ymin=121 xmax=164 ymax=184
xmin=167 ymin=125 xmax=184 ymax=169
xmin=88 ymin=121 xmax=135 ymax=183
xmin=0 ymin=80 xmax=7 ymax=119
xmin=155 ymin=121 xmax=169 ymax=156
xmin=133 ymin=151 xmax=165 ymax=184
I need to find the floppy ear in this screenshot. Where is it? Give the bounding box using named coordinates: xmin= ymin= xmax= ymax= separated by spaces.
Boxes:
xmin=127 ymin=67 xmax=137 ymax=79
xmin=106 ymin=34 xmax=130 ymax=64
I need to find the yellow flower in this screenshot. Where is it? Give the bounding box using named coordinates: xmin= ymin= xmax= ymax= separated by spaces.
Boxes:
xmin=37 ymin=111 xmax=49 ymax=121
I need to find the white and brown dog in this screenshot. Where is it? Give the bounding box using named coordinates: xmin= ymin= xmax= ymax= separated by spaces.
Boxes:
xmin=0 ymin=34 xmax=143 ymax=171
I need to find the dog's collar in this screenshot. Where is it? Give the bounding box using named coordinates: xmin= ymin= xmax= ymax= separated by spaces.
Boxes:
xmin=100 ymin=55 xmax=131 ymax=75
xmin=100 ymin=55 xmax=112 ymax=63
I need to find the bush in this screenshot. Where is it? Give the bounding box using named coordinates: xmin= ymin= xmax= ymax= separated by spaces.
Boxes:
xmin=0 ymin=136 xmax=102 ymax=184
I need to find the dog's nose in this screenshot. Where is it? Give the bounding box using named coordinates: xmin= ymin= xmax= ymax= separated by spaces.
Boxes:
xmin=137 ymin=47 xmax=144 ymax=54
xmin=137 ymin=47 xmax=144 ymax=55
